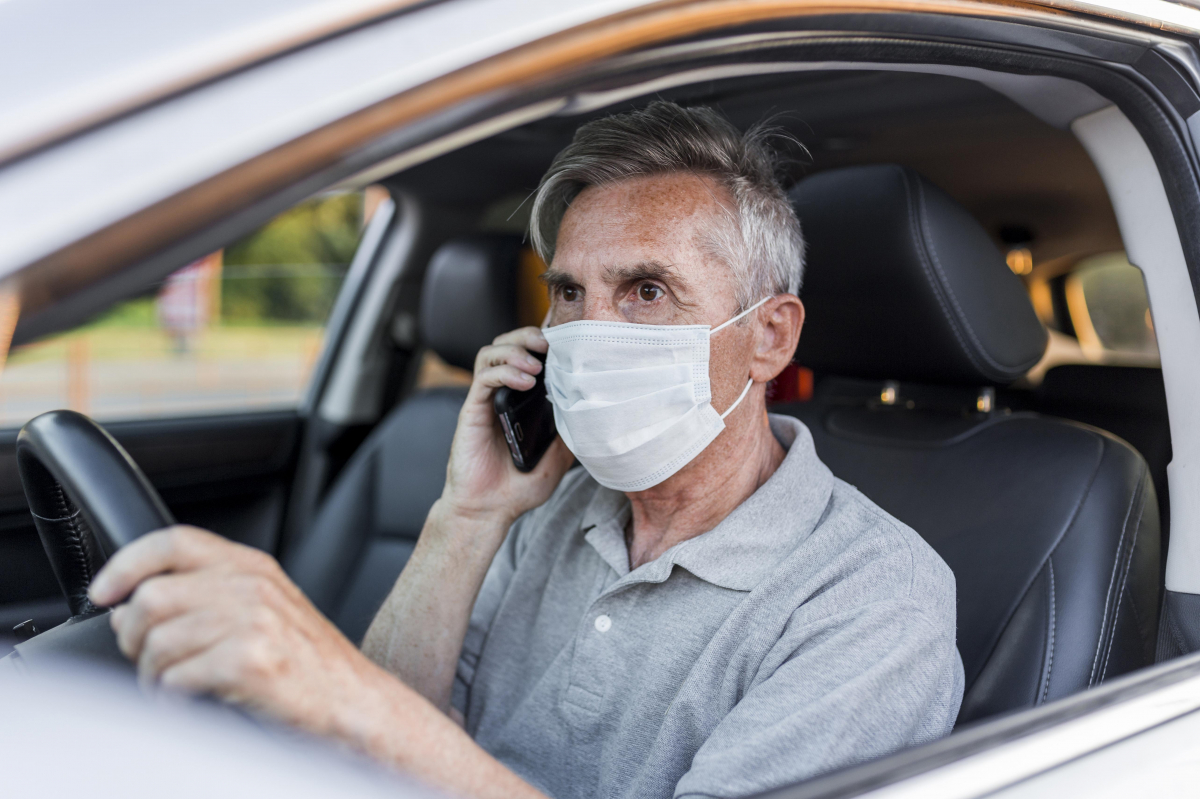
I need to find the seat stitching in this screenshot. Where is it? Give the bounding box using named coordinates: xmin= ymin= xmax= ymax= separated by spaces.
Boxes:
xmin=1108 ymin=509 xmax=1145 ymax=677
xmin=1040 ymin=559 xmax=1056 ymax=704
xmin=1090 ymin=457 xmax=1145 ymax=684
xmin=1120 ymin=496 xmax=1147 ymax=659
xmin=912 ymin=172 xmax=1015 ymax=378
xmin=1089 ymin=440 xmax=1128 ymax=682
xmin=965 ymin=433 xmax=1104 ymax=687
xmin=1091 ymin=458 xmax=1143 ymax=683
xmin=901 ymin=170 xmax=989 ymax=378
xmin=1100 ymin=469 xmax=1147 ymax=682
xmin=1099 ymin=584 xmax=1123 ymax=684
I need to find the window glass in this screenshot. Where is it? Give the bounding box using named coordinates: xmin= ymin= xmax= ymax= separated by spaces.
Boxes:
xmin=0 ymin=190 xmax=381 ymax=426
xmin=1065 ymin=252 xmax=1159 ymax=362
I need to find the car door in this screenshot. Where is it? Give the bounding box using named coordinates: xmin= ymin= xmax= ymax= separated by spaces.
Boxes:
xmin=0 ymin=187 xmax=389 ymax=635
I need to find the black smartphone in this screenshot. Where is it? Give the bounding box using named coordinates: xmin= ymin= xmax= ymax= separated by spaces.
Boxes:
xmin=493 ymin=351 xmax=557 ymax=472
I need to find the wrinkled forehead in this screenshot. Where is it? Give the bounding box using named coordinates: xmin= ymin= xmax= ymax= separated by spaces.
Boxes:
xmin=552 ymin=172 xmax=738 ymax=292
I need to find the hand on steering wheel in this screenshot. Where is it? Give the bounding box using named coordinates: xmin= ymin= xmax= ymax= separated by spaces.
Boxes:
xmin=7 ymin=410 xmax=175 ymax=668
xmin=88 ymin=525 xmax=385 ymax=736
xmin=9 ymin=410 xmax=392 ymax=741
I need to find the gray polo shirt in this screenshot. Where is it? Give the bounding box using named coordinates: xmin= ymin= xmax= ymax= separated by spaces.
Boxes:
xmin=453 ymin=414 xmax=964 ymax=799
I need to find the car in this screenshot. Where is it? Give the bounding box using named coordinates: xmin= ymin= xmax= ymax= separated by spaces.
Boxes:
xmin=3 ymin=0 xmax=1200 ymax=795
xmin=1 ymin=660 xmax=433 ymax=798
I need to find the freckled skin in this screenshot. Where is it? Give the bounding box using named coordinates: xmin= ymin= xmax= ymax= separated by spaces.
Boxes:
xmin=88 ymin=170 xmax=804 ymax=799
xmin=551 ymin=172 xmax=806 ymax=568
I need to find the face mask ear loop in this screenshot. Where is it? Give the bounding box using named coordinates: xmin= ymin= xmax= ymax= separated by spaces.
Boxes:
xmin=710 ymin=296 xmax=773 ymax=336
xmin=720 ymin=378 xmax=755 ymax=420
xmin=713 ymin=297 xmax=770 ymax=420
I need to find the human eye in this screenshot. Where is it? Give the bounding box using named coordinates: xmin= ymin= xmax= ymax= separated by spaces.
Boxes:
xmin=558 ymin=285 xmax=582 ymax=302
xmin=636 ymin=282 xmax=664 ymax=302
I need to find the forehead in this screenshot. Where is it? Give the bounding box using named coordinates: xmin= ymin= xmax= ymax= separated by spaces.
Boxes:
xmin=553 ymin=172 xmax=734 ymax=274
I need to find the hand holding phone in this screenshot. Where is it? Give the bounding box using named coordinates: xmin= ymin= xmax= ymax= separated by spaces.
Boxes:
xmin=493 ymin=351 xmax=557 ymax=472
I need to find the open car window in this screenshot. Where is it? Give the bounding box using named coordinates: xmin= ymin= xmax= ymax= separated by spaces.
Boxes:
xmin=0 ymin=189 xmax=386 ymax=427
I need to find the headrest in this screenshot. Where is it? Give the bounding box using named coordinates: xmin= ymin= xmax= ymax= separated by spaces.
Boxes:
xmin=419 ymin=235 xmax=522 ymax=370
xmin=790 ymin=165 xmax=1047 ymax=386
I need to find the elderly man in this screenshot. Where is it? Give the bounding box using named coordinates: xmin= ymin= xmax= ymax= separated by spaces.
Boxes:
xmin=89 ymin=102 xmax=963 ymax=799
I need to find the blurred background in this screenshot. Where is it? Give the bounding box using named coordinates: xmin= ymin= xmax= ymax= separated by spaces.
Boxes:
xmin=0 ymin=187 xmax=390 ymax=425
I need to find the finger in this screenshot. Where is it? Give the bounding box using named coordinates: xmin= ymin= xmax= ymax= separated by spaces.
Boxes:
xmin=137 ymin=606 xmax=234 ymax=685
xmin=114 ymin=567 xmax=298 ymax=661
xmin=89 ymin=526 xmax=229 ymax=607
xmin=111 ymin=571 xmax=221 ymax=660
xmin=158 ymin=636 xmax=281 ymax=707
xmin=467 ymin=365 xmax=538 ymax=405
xmin=473 ymin=343 xmax=543 ymax=376
xmin=156 ymin=638 xmax=242 ymax=698
xmin=490 ymin=326 xmax=548 ymax=353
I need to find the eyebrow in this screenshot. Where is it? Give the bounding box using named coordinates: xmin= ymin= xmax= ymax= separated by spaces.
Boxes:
xmin=540 ymin=269 xmax=576 ymax=290
xmin=603 ymin=261 xmax=690 ymax=292
xmin=540 ymin=261 xmax=690 ymax=289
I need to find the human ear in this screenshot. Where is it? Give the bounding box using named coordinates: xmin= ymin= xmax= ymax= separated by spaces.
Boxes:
xmin=750 ymin=295 xmax=805 ymax=383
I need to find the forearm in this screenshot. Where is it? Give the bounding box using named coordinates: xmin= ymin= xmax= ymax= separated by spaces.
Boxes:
xmin=363 ymin=326 xmax=569 ymax=717
xmin=336 ymin=660 xmax=548 ymax=799
xmin=361 ymin=499 xmax=514 ymax=712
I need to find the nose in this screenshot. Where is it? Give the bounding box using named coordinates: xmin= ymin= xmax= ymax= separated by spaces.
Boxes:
xmin=579 ymin=294 xmax=624 ymax=322
xmin=580 ymin=295 xmax=619 ymax=321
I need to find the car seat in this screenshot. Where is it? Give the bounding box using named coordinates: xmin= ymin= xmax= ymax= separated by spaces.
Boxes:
xmin=1034 ymin=364 xmax=1171 ymax=537
xmin=778 ymin=164 xmax=1161 ymax=723
xmin=286 ymin=235 xmax=522 ymax=643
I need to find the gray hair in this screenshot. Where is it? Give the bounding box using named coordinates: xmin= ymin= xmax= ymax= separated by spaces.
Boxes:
xmin=529 ymin=101 xmax=805 ymax=309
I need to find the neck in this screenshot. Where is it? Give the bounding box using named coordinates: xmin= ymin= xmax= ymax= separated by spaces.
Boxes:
xmin=624 ymin=405 xmax=785 ymax=570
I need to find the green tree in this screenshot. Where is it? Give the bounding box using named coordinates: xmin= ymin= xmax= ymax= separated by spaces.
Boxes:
xmin=221 ymin=192 xmax=362 ymax=325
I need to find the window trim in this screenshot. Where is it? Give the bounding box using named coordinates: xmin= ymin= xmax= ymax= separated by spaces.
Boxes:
xmin=774 ymin=650 xmax=1200 ymax=799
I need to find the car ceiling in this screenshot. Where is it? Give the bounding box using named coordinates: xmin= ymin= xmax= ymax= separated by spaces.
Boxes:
xmin=391 ymin=69 xmax=1122 ymax=269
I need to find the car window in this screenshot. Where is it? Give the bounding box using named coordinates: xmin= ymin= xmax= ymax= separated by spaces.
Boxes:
xmin=0 ymin=189 xmax=384 ymax=427
xmin=1065 ymin=252 xmax=1159 ymax=362
xmin=1022 ymin=250 xmax=1161 ymax=383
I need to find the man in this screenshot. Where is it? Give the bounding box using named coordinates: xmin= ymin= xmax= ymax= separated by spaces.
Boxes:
xmin=89 ymin=102 xmax=964 ymax=799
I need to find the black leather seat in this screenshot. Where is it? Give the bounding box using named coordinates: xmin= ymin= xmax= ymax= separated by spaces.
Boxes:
xmin=779 ymin=165 xmax=1161 ymax=723
xmin=1035 ymin=364 xmax=1172 ymax=537
xmin=286 ymin=235 xmax=522 ymax=643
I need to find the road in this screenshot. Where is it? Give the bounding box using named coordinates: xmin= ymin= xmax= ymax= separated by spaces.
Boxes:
xmin=0 ymin=327 xmax=323 ymax=427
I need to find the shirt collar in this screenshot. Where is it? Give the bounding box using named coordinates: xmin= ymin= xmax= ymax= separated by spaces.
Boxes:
xmin=580 ymin=415 xmax=835 ymax=592
xmin=581 ymin=489 xmax=633 ymax=578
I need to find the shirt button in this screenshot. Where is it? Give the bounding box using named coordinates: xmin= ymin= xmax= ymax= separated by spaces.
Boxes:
xmin=594 ymin=614 xmax=612 ymax=633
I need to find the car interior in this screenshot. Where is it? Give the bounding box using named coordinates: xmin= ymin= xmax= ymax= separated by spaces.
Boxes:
xmin=0 ymin=66 xmax=1175 ymax=732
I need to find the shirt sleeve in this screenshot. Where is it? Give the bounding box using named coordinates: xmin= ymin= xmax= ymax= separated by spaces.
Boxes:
xmin=673 ymin=598 xmax=965 ymax=799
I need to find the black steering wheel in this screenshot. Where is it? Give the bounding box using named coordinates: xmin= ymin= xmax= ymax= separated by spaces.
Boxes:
xmin=4 ymin=410 xmax=174 ymax=670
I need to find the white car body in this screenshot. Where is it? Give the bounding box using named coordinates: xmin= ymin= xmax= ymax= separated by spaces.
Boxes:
xmin=4 ymin=1 xmax=1200 ymax=796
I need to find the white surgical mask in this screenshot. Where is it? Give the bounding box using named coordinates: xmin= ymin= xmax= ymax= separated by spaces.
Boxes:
xmin=543 ymin=297 xmax=771 ymax=492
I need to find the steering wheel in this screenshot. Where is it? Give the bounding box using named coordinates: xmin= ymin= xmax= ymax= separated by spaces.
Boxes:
xmin=3 ymin=410 xmax=174 ymax=671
